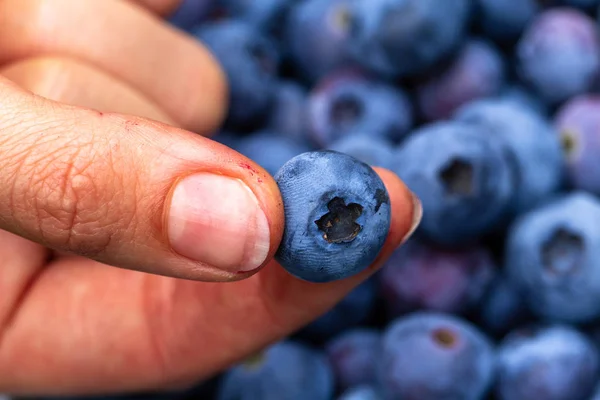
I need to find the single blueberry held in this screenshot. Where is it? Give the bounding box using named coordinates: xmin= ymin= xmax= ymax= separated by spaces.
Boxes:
xmin=285 ymin=0 xmax=356 ymax=82
xmin=234 ymin=131 xmax=310 ymax=176
xmin=378 ymin=312 xmax=495 ymax=400
xmin=346 ymin=0 xmax=470 ymax=78
xmin=325 ymin=328 xmax=381 ymax=391
xmin=275 ymin=151 xmax=391 ymax=282
xmin=379 ymin=240 xmax=496 ymax=317
xmin=302 ymin=277 xmax=377 ymax=341
xmin=517 ymin=8 xmax=600 ymax=105
xmin=218 ymin=341 xmax=334 ymax=400
xmin=393 ymin=121 xmax=515 ymax=246
xmin=328 ymin=134 xmax=395 ymax=169
xmin=474 ymin=0 xmax=539 ymax=43
xmin=554 ymin=95 xmax=600 ymax=195
xmin=416 ymin=39 xmax=505 ymax=121
xmin=194 ymin=20 xmax=280 ymax=131
xmin=455 ymin=98 xmax=564 ymax=214
xmin=308 ymin=71 xmax=413 ymax=147
xmin=338 ymin=386 xmax=382 ymax=400
xmin=505 ymin=192 xmax=600 ymax=323
xmin=496 ymin=325 xmax=599 ymax=400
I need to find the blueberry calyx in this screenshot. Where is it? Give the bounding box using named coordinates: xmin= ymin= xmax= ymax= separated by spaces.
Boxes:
xmin=439 ymin=158 xmax=475 ymax=196
xmin=315 ymin=197 xmax=364 ymax=244
xmin=541 ymin=228 xmax=584 ymax=275
xmin=330 ymin=95 xmax=363 ymax=129
xmin=432 ymin=327 xmax=458 ymax=349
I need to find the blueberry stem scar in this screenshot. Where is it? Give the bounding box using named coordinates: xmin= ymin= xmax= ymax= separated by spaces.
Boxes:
xmin=315 ymin=197 xmax=364 ymax=243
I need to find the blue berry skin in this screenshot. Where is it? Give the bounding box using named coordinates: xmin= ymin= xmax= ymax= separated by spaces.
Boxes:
xmin=218 ymin=0 xmax=294 ymax=33
xmin=325 ymin=329 xmax=381 ymax=391
xmin=554 ymin=95 xmax=600 ymax=195
xmin=266 ymin=81 xmax=311 ymax=147
xmin=506 ymin=192 xmax=600 ymax=323
xmin=328 ymin=135 xmax=395 ymax=169
xmin=168 ymin=0 xmax=216 ymax=30
xmin=308 ymin=71 xmax=413 ymax=147
xmin=517 ymin=8 xmax=600 ymax=105
xmin=218 ymin=341 xmax=334 ymax=400
xmin=416 ymin=39 xmax=506 ymax=121
xmin=346 ymin=0 xmax=470 ymax=78
xmin=456 ymin=99 xmax=564 ymax=215
xmin=496 ymin=325 xmax=599 ymax=400
xmin=378 ymin=312 xmax=495 ymax=400
xmin=302 ymin=278 xmax=377 ymax=341
xmin=393 ymin=121 xmax=515 ymax=246
xmin=474 ymin=0 xmax=538 ymax=43
xmin=560 ymin=0 xmax=600 ymax=9
xmin=234 ymin=131 xmax=310 ymax=176
xmin=194 ymin=20 xmax=280 ymax=131
xmin=498 ymin=85 xmax=548 ymax=116
xmin=379 ymin=240 xmax=496 ymax=317
xmin=285 ymin=0 xmax=356 ymax=82
xmin=338 ymin=385 xmax=382 ymax=400
xmin=274 ymin=151 xmax=391 ymax=282
xmin=478 ymin=274 xmax=531 ymax=336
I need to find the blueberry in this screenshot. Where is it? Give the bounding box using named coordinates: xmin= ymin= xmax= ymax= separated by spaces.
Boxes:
xmin=308 ymin=71 xmax=412 ymax=147
xmin=302 ymin=277 xmax=378 ymax=341
xmin=379 ymin=240 xmax=496 ymax=317
xmin=416 ymin=39 xmax=506 ymax=121
xmin=496 ymin=325 xmax=599 ymax=400
xmin=497 ymin=84 xmax=548 ymax=116
xmin=328 ymin=134 xmax=395 ymax=169
xmin=325 ymin=328 xmax=381 ymax=391
xmin=554 ymin=95 xmax=600 ymax=195
xmin=346 ymin=0 xmax=470 ymax=78
xmin=285 ymin=0 xmax=356 ymax=82
xmin=218 ymin=341 xmax=334 ymax=400
xmin=477 ymin=273 xmax=532 ymax=336
xmin=338 ymin=385 xmax=382 ymax=400
xmin=505 ymin=192 xmax=600 ymax=323
xmin=194 ymin=20 xmax=280 ymax=131
xmin=592 ymin=384 xmax=600 ymax=400
xmin=218 ymin=0 xmax=294 ymax=34
xmin=393 ymin=121 xmax=515 ymax=246
xmin=455 ymin=99 xmax=564 ymax=214
xmin=378 ymin=312 xmax=495 ymax=400
xmin=474 ymin=0 xmax=539 ymax=43
xmin=275 ymin=151 xmax=391 ymax=282
xmin=517 ymin=8 xmax=600 ymax=105
xmin=266 ymin=81 xmax=311 ymax=146
xmin=168 ymin=0 xmax=216 ymax=30
xmin=234 ymin=131 xmax=310 ymax=175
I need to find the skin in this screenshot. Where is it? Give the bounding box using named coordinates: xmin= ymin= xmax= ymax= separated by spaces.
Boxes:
xmin=0 ymin=0 xmax=420 ymax=396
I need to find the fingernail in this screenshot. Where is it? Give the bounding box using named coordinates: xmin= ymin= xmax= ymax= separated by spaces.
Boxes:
xmin=168 ymin=173 xmax=270 ymax=273
xmin=402 ymin=191 xmax=423 ymax=244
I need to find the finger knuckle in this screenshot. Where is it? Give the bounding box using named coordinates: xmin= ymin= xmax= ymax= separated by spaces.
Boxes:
xmin=5 ymin=122 xmax=137 ymax=257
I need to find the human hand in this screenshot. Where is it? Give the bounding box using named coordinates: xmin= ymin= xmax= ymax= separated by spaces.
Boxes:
xmin=0 ymin=0 xmax=421 ymax=396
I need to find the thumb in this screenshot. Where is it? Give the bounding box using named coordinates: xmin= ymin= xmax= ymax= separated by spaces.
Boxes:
xmin=0 ymin=78 xmax=283 ymax=281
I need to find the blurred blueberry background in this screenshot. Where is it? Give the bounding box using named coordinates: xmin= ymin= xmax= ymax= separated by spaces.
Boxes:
xmin=18 ymin=0 xmax=600 ymax=399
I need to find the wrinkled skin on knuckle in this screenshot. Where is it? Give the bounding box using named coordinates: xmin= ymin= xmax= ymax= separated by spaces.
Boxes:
xmin=0 ymin=115 xmax=139 ymax=257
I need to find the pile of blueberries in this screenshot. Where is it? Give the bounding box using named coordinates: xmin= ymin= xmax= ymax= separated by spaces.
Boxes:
xmin=34 ymin=0 xmax=600 ymax=399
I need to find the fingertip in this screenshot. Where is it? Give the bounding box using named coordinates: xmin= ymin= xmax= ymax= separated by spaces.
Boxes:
xmin=372 ymin=167 xmax=422 ymax=258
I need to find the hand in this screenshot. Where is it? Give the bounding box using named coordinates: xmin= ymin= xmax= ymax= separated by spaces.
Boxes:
xmin=0 ymin=0 xmax=421 ymax=396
